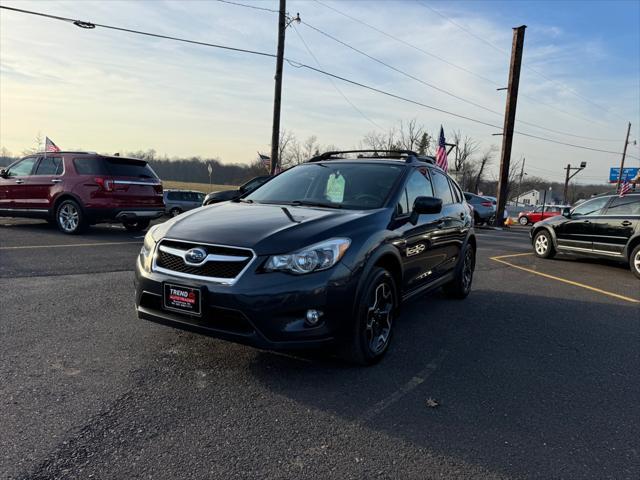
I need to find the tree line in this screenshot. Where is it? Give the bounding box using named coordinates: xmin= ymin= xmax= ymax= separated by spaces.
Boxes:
xmin=1 ymin=123 xmax=611 ymax=203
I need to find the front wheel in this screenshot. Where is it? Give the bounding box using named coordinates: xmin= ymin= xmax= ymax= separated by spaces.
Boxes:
xmin=629 ymin=244 xmax=640 ymax=280
xmin=443 ymin=243 xmax=475 ymax=299
xmin=533 ymin=230 xmax=555 ymax=259
xmin=56 ymin=199 xmax=86 ymax=234
xmin=519 ymin=216 xmax=529 ymax=226
xmin=170 ymin=208 xmax=182 ymax=217
xmin=341 ymin=267 xmax=397 ymax=365
xmin=123 ymin=219 xmax=150 ymax=232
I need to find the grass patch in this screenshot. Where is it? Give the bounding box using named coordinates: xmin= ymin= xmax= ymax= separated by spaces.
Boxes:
xmin=161 ymin=180 xmax=236 ymax=192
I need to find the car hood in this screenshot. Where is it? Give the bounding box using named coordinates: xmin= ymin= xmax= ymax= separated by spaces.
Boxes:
xmin=157 ymin=201 xmax=383 ymax=255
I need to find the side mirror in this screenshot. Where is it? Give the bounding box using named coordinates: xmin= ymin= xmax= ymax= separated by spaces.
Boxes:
xmin=413 ymin=196 xmax=442 ymax=215
xmin=562 ymin=207 xmax=571 ymax=218
xmin=0 ymin=169 xmax=7 ymax=178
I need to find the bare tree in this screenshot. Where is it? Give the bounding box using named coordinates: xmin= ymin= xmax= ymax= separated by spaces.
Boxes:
xmin=473 ymin=145 xmax=498 ymax=193
xmin=277 ymin=129 xmax=295 ymax=168
xmin=451 ymin=130 xmax=479 ymax=173
xmin=398 ymin=119 xmax=424 ymax=151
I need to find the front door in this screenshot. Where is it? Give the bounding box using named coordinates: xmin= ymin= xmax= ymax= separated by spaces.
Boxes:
xmin=0 ymin=157 xmax=40 ymax=211
xmin=555 ymin=196 xmax=610 ymax=252
xmin=394 ymin=169 xmax=449 ymax=293
xmin=593 ymin=195 xmax=640 ymax=255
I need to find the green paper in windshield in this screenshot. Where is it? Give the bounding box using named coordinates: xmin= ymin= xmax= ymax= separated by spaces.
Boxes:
xmin=326 ymin=173 xmax=345 ymax=203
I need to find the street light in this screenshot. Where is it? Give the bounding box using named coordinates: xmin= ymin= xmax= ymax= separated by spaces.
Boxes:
xmin=563 ymin=162 xmax=587 ymax=204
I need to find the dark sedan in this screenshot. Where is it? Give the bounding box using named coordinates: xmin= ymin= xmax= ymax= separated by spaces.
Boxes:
xmin=202 ymin=175 xmax=271 ymax=206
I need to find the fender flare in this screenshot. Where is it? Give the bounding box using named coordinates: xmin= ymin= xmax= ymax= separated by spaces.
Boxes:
xmin=532 ymin=224 xmax=558 ymax=248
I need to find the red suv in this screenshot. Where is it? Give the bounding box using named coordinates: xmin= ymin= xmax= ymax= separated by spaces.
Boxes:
xmin=0 ymin=152 xmax=164 ymax=234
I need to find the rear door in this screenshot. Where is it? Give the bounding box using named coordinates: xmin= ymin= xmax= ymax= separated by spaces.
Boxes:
xmin=104 ymin=157 xmax=163 ymax=208
xmin=593 ymin=195 xmax=640 ymax=255
xmin=1 ymin=157 xmax=39 ymax=210
xmin=24 ymin=156 xmax=64 ymax=210
xmin=430 ymin=169 xmax=462 ymax=274
xmin=554 ymin=196 xmax=610 ymax=251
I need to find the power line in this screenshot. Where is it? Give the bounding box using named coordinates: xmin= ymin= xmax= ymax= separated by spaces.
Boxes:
xmin=214 ymin=0 xmax=278 ymax=13
xmin=317 ymin=0 xmax=617 ymax=130
xmin=301 ymin=20 xmax=625 ymax=143
xmin=415 ymin=0 xmax=628 ymax=122
xmin=1 ymin=4 xmax=637 ymax=161
xmin=291 ymin=24 xmax=383 ymax=130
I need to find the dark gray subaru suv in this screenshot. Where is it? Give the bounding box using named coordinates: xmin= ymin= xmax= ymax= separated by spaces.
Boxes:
xmin=135 ymin=150 xmax=476 ymax=364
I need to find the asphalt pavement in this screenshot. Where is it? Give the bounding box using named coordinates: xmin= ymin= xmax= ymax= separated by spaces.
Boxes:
xmin=1 ymin=218 xmax=638 ymax=479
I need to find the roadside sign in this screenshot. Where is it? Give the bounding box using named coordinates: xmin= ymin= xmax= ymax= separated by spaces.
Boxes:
xmin=609 ymin=167 xmax=639 ymax=183
xmin=207 ymin=163 xmax=213 ymax=175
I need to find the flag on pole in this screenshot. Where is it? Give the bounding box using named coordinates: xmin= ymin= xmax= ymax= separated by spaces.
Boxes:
xmin=257 ymin=152 xmax=270 ymax=172
xmin=619 ymin=179 xmax=631 ymax=197
xmin=435 ymin=126 xmax=448 ymax=172
xmin=45 ymin=137 xmax=60 ymax=153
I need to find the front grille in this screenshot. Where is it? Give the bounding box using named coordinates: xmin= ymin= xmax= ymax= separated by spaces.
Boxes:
xmin=154 ymin=239 xmax=253 ymax=282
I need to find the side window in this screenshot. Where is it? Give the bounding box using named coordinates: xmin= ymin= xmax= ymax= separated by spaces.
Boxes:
xmin=167 ymin=192 xmax=178 ymax=201
xmin=7 ymin=157 xmax=38 ymax=177
xmin=35 ymin=157 xmax=63 ymax=175
xmin=405 ymin=170 xmax=434 ymax=212
xmin=605 ymin=196 xmax=640 ymax=216
xmin=572 ymin=196 xmax=609 ymax=216
xmin=73 ymin=158 xmax=107 ymax=175
xmin=397 ymin=190 xmax=409 ymax=215
xmin=431 ymin=171 xmax=454 ymax=205
xmin=448 ymin=178 xmax=463 ymax=203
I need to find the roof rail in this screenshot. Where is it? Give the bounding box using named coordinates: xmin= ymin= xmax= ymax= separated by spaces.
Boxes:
xmin=308 ymin=149 xmax=434 ymax=164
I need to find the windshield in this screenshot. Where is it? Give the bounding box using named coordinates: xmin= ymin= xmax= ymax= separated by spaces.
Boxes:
xmin=245 ymin=162 xmax=404 ymax=210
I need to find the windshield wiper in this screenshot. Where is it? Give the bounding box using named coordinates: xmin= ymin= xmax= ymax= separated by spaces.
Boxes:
xmin=289 ymin=200 xmax=343 ymax=209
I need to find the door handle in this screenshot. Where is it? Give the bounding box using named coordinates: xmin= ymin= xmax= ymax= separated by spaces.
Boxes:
xmin=51 ymin=179 xmax=62 ymax=183
xmin=621 ymin=220 xmax=632 ymax=226
xmin=15 ymin=179 xmax=24 ymax=184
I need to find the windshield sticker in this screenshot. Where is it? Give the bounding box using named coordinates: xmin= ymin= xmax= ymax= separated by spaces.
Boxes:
xmin=326 ymin=172 xmax=345 ymax=203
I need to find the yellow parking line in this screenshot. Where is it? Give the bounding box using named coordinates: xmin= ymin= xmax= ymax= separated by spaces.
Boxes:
xmin=490 ymin=254 xmax=640 ymax=304
xmin=492 ymin=252 xmax=534 ymax=260
xmin=0 ymin=241 xmax=141 ymax=251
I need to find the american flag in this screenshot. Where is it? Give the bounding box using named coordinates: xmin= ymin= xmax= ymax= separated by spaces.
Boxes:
xmin=435 ymin=126 xmax=448 ymax=171
xmin=619 ymin=179 xmax=631 ymax=197
xmin=257 ymin=152 xmax=270 ymax=172
xmin=45 ymin=137 xmax=60 ymax=153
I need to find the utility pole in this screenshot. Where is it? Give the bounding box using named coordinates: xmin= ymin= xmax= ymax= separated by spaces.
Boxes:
xmin=270 ymin=0 xmax=287 ymax=176
xmin=562 ymin=161 xmax=587 ymax=204
xmin=495 ymin=25 xmax=526 ymax=226
xmin=615 ymin=122 xmax=632 ymax=191
xmin=515 ymin=157 xmax=525 ymax=206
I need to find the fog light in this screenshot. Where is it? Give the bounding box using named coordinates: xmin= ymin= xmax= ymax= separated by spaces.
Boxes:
xmin=305 ymin=309 xmax=323 ymax=326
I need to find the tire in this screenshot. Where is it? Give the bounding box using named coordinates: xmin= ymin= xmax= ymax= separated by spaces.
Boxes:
xmin=341 ymin=267 xmax=397 ymax=366
xmin=170 ymin=208 xmax=182 ymax=217
xmin=123 ymin=219 xmax=150 ymax=232
xmin=629 ymin=244 xmax=640 ymax=280
xmin=533 ymin=230 xmax=556 ymax=259
xmin=519 ymin=216 xmax=529 ymax=226
xmin=443 ymin=243 xmax=475 ymax=299
xmin=55 ymin=199 xmax=86 ymax=234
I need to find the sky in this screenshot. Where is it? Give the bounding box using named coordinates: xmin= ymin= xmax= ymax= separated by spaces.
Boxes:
xmin=1 ymin=0 xmax=639 ymax=185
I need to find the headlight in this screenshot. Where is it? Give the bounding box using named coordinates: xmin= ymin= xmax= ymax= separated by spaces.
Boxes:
xmin=265 ymin=238 xmax=351 ymax=274
xmin=139 ymin=225 xmax=160 ymax=272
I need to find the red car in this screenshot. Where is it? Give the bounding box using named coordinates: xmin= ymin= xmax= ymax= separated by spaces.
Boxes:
xmin=518 ymin=205 xmax=569 ymax=226
xmin=0 ymin=151 xmax=164 ymax=234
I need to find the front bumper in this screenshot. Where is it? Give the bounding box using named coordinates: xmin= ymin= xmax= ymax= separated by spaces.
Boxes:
xmin=134 ymin=255 xmax=357 ymax=350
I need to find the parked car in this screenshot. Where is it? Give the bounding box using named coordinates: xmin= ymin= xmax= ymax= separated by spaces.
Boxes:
xmin=135 ymin=150 xmax=476 ymax=365
xmin=530 ymin=192 xmax=640 ymax=278
xmin=0 ymin=152 xmax=164 ymax=233
xmin=202 ymin=175 xmax=271 ymax=206
xmin=518 ymin=204 xmax=569 ymax=225
xmin=164 ymin=190 xmax=205 ymax=217
xmin=464 ymin=192 xmax=496 ymax=225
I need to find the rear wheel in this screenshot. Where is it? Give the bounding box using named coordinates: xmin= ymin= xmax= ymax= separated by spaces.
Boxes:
xmin=170 ymin=207 xmax=182 ymax=217
xmin=123 ymin=219 xmax=150 ymax=232
xmin=443 ymin=243 xmax=475 ymax=299
xmin=533 ymin=230 xmax=555 ymax=259
xmin=629 ymin=244 xmax=640 ymax=280
xmin=341 ymin=267 xmax=397 ymax=366
xmin=56 ymin=199 xmax=86 ymax=234
xmin=519 ymin=216 xmax=529 ymax=225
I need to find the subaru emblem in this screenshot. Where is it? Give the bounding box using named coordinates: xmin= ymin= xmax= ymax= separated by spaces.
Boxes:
xmin=185 ymin=247 xmax=207 ymax=264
